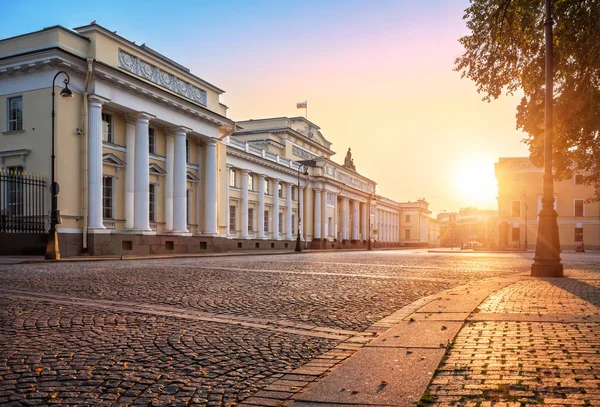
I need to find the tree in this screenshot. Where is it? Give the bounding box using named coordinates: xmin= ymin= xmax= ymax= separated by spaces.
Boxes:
xmin=456 ymin=0 xmax=600 ymax=199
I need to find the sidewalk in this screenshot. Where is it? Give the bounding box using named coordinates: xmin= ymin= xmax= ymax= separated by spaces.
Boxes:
xmin=239 ymin=268 xmax=600 ymax=406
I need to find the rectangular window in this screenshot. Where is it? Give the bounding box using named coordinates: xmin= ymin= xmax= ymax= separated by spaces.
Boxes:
xmin=512 ymin=176 xmax=522 ymax=186
xmin=265 ymin=179 xmax=270 ymax=195
xmin=229 ymin=206 xmax=236 ymax=232
xmin=102 ymin=176 xmax=114 ymax=219
xmin=185 ymin=139 xmax=190 ymax=163
xmin=405 ymin=214 xmax=410 ymax=223
xmin=574 ymin=199 xmax=584 ymax=217
xmin=404 ymin=229 xmax=411 ymax=240
xmin=575 ymin=227 xmax=583 ymax=242
xmin=292 ymin=187 xmax=297 ymax=201
xmin=575 ymin=174 xmax=584 ymax=185
xmin=512 ymin=227 xmax=520 ymax=241
xmin=292 ymin=214 xmax=297 ymax=236
xmin=278 ymin=212 xmax=283 ymax=234
xmin=248 ymin=174 xmax=255 ymax=191
xmin=148 ymin=128 xmax=156 ymax=154
xmin=511 ymin=201 xmax=521 ymax=217
xmin=149 ymin=184 xmax=156 ymax=222
xmin=186 ymin=189 xmax=191 ymax=225
xmin=248 ymin=208 xmax=254 ymax=232
xmin=102 ymin=113 xmax=113 ymax=143
xmin=264 ymin=210 xmax=269 ymax=232
xmin=6 ymin=166 xmax=24 ymax=216
xmin=7 ymin=96 xmax=23 ymax=132
xmin=278 ymin=183 xmax=283 ymax=198
xmin=229 ymin=169 xmax=236 ymax=187
xmin=328 ymin=217 xmax=333 ymax=237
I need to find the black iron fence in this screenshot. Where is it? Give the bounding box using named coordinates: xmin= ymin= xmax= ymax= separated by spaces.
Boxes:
xmin=0 ymin=169 xmax=47 ymax=233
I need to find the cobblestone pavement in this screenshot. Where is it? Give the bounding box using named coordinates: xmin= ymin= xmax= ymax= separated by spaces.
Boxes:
xmin=423 ymin=254 xmax=600 ymax=407
xmin=1 ymin=250 xmax=599 ymax=406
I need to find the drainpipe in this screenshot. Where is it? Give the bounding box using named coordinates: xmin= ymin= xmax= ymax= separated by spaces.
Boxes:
xmin=81 ymin=58 xmax=94 ymax=252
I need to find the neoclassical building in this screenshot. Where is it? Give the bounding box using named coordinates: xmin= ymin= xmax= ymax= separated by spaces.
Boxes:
xmin=0 ymin=23 xmax=433 ymax=256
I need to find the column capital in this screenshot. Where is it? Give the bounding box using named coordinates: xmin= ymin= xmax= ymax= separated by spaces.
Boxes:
xmin=134 ymin=112 xmax=156 ymax=123
xmin=258 ymin=173 xmax=266 ymax=180
xmin=169 ymin=126 xmax=193 ymax=136
xmin=88 ymin=94 xmax=110 ymax=107
xmin=240 ymin=168 xmax=250 ymax=174
xmin=205 ymin=138 xmax=218 ymax=146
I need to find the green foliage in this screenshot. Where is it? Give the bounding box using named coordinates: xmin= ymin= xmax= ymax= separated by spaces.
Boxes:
xmin=456 ymin=0 xmax=600 ymax=199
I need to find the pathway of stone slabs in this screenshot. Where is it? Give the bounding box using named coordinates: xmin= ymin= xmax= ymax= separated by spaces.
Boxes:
xmin=238 ymin=275 xmax=520 ymax=407
xmin=240 ymin=272 xmax=600 ymax=407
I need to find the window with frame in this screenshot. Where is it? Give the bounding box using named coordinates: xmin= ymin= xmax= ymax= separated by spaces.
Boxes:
xmin=265 ymin=179 xmax=270 ymax=195
xmin=185 ymin=139 xmax=190 ymax=163
xmin=149 ymin=184 xmax=156 ymax=222
xmin=248 ymin=174 xmax=255 ymax=191
xmin=278 ymin=212 xmax=283 ymax=234
xmin=102 ymin=113 xmax=113 ymax=143
xmin=264 ymin=210 xmax=269 ymax=232
xmin=229 ymin=206 xmax=236 ymax=232
xmin=248 ymin=208 xmax=254 ymax=232
xmin=292 ymin=214 xmax=297 ymax=236
xmin=512 ymin=227 xmax=520 ymax=241
xmin=575 ymin=174 xmax=584 ymax=185
xmin=575 ymin=227 xmax=583 ymax=242
xmin=102 ymin=176 xmax=114 ymax=219
xmin=328 ymin=217 xmax=332 ymax=237
xmin=148 ymin=128 xmax=156 ymax=154
xmin=404 ymin=229 xmax=411 ymax=240
xmin=512 ymin=176 xmax=522 ymax=186
xmin=574 ymin=199 xmax=584 ymax=217
xmin=278 ymin=183 xmax=283 ymax=198
xmin=7 ymin=96 xmax=23 ymax=132
xmin=229 ymin=169 xmax=237 ymax=187
xmin=186 ymin=189 xmax=191 ymax=225
xmin=6 ymin=166 xmax=24 ymax=216
xmin=405 ymin=214 xmax=410 ymax=223
xmin=511 ymin=201 xmax=521 ymax=217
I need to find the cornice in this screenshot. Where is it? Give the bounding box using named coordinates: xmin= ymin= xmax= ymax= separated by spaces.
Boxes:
xmin=226 ymin=148 xmax=298 ymax=177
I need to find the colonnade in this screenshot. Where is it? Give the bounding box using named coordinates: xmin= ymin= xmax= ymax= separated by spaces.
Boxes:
xmin=375 ymin=208 xmax=400 ymax=242
xmin=88 ymin=95 xmax=218 ymax=235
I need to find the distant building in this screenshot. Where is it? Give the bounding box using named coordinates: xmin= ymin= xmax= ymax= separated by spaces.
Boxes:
xmin=495 ymin=157 xmax=600 ymax=250
xmin=437 ymin=209 xmax=497 ymax=248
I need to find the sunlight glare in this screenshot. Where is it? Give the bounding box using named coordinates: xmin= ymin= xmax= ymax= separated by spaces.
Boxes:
xmin=456 ymin=160 xmax=498 ymax=208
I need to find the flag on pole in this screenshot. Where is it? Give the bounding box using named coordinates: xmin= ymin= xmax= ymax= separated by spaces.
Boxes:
xmin=296 ymin=101 xmax=307 ymax=109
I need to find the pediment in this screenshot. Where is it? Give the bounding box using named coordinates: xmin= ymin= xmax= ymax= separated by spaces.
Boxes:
xmin=290 ymin=120 xmax=330 ymax=148
xmin=186 ymin=171 xmax=199 ymax=182
xmin=149 ymin=163 xmax=166 ymax=175
xmin=103 ymin=153 xmax=126 ymax=167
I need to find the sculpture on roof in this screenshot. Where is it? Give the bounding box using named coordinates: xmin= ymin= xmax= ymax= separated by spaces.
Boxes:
xmin=344 ymin=148 xmax=356 ymax=171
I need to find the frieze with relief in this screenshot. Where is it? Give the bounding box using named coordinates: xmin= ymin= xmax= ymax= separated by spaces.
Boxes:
xmin=506 ymin=162 xmax=543 ymax=172
xmin=292 ymin=146 xmax=316 ymax=160
xmin=327 ymin=192 xmax=336 ymax=205
xmin=118 ymin=49 xmax=207 ymax=106
xmin=335 ymin=171 xmax=372 ymax=192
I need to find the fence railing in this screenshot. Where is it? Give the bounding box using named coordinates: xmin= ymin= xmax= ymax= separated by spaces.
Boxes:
xmin=0 ymin=170 xmax=47 ymax=233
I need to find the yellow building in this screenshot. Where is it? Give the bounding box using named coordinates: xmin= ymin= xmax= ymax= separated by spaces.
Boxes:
xmin=0 ymin=23 xmax=434 ymax=256
xmin=495 ymin=157 xmax=600 ymax=250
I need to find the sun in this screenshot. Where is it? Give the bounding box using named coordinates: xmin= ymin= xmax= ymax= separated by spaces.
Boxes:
xmin=456 ymin=160 xmax=498 ymax=207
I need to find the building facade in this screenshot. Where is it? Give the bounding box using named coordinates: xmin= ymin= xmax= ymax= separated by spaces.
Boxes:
xmin=0 ymin=23 xmax=433 ymax=256
xmin=495 ymin=157 xmax=600 ymax=250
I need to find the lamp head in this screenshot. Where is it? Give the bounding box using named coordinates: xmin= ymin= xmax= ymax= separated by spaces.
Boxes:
xmin=60 ymin=79 xmax=73 ymax=98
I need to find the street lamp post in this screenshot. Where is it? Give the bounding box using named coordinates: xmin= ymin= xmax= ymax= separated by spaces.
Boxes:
xmin=45 ymin=71 xmax=73 ymax=260
xmin=531 ymin=0 xmax=563 ymax=277
xmin=295 ymin=164 xmax=308 ymax=252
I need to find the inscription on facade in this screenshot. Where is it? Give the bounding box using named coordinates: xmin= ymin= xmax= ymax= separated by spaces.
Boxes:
xmin=118 ymin=49 xmax=208 ymax=106
xmin=336 ymin=171 xmax=371 ymax=193
xmin=292 ymin=146 xmax=316 ymax=160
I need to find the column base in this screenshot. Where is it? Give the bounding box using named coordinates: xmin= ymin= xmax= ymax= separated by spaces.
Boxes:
xmin=88 ymin=227 xmax=111 ymax=234
xmin=531 ymin=262 xmax=564 ymax=277
xmin=166 ymin=231 xmax=193 ymax=237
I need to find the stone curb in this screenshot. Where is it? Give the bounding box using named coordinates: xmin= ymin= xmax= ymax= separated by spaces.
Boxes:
xmin=238 ymin=275 xmax=523 ymax=407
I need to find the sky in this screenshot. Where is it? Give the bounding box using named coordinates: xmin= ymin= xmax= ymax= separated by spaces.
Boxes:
xmin=1 ymin=0 xmax=531 ymax=215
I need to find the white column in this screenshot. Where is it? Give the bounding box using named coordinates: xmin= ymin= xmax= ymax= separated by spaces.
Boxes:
xmin=299 ymin=187 xmax=305 ymax=240
xmin=133 ymin=113 xmax=153 ymax=231
xmin=313 ymin=189 xmax=322 ymax=239
xmin=258 ymin=174 xmax=265 ymax=239
xmin=286 ymin=183 xmax=293 ymax=240
xmin=124 ymin=118 xmax=135 ymax=230
xmin=320 ymin=190 xmax=327 ymax=239
xmin=172 ymin=127 xmax=190 ymax=233
xmin=273 ymin=179 xmax=280 ymax=239
xmin=351 ymin=200 xmax=359 ymax=240
xmin=164 ymin=134 xmax=174 ymax=232
xmin=333 ymin=194 xmax=338 ymax=241
xmin=342 ymin=197 xmax=349 ymax=241
xmin=361 ymin=202 xmax=367 ymax=242
xmin=87 ymin=96 xmax=106 ymax=230
xmin=204 ymin=140 xmax=218 ymax=235
xmin=226 ymin=166 xmax=231 ymax=237
xmin=241 ymin=169 xmax=249 ymax=238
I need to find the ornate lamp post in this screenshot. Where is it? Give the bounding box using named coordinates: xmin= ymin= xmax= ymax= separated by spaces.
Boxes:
xmin=45 ymin=71 xmax=73 ymax=260
xmin=531 ymin=0 xmax=563 ymax=277
xmin=295 ymin=164 xmax=309 ymax=252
